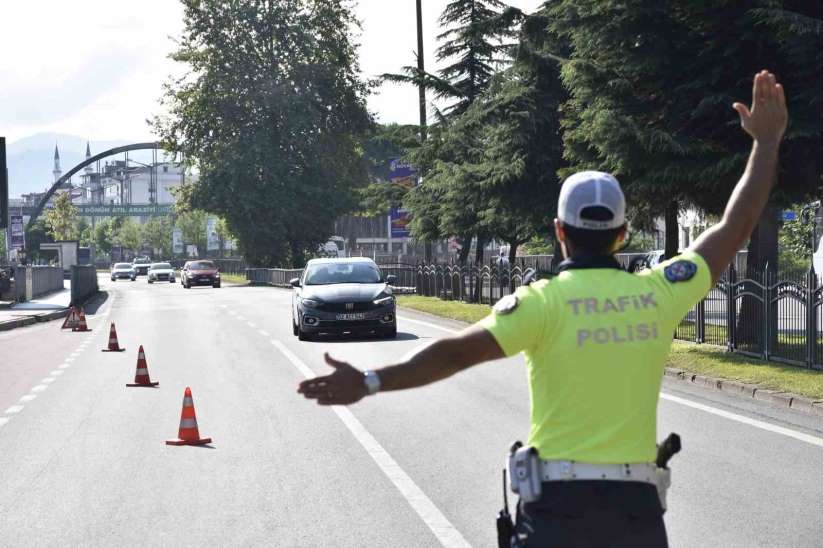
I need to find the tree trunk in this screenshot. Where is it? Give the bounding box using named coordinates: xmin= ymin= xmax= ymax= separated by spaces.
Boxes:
xmin=508 ymin=241 xmax=519 ymax=264
xmin=664 ymin=201 xmax=679 ymax=259
xmin=457 ymin=234 xmax=472 ymax=265
xmin=736 ymin=206 xmax=779 ymax=349
xmin=474 ymin=236 xmax=486 ymax=265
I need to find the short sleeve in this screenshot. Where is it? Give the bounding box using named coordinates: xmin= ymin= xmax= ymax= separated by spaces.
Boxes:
xmin=475 ymin=283 xmax=548 ymax=357
xmin=646 ymin=250 xmax=713 ymax=322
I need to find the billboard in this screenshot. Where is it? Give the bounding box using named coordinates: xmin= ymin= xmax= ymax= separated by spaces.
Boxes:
xmin=172 ymin=228 xmax=184 ymax=254
xmin=206 ymin=218 xmax=220 ymax=251
xmin=9 ymin=214 xmax=24 ymax=250
xmin=76 ymin=204 xmax=173 ymax=217
xmin=390 ymin=208 xmax=411 ymax=238
xmin=388 ymin=158 xmax=416 ymax=189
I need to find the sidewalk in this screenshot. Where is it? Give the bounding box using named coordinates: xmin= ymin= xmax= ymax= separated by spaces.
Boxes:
xmin=0 ymin=284 xmax=71 ymax=332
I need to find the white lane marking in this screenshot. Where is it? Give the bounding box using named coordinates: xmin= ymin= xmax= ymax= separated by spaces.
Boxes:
xmin=5 ymin=406 xmax=24 ymax=414
xmin=19 ymin=394 xmax=36 ymax=403
xmin=660 ymin=393 xmax=823 ymax=449
xmin=401 ymin=312 xmax=823 ymax=451
xmin=50 ymin=370 xmax=64 ymax=376
xmin=399 ymin=316 xmax=459 ymax=334
xmin=248 ymin=322 xmax=257 ymax=329
xmin=65 ymin=357 xmax=75 ymax=363
xmin=30 ymin=385 xmax=48 ymax=393
xmin=258 ymin=329 xmax=270 ymax=337
xmin=0 ymin=417 xmax=8 ymax=427
xmin=41 ymin=377 xmax=56 ymax=384
xmin=237 ymin=315 xmax=246 ymax=321
xmin=271 ymin=339 xmax=470 ymax=548
xmin=58 ymin=363 xmax=71 ymax=369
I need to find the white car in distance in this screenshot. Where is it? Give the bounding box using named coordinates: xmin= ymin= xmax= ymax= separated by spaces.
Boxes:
xmin=147 ymin=262 xmax=176 ymax=284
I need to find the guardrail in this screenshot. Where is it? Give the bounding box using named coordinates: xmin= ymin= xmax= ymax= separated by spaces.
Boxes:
xmin=245 ymin=268 xmax=304 ymax=288
xmin=14 ymin=266 xmax=64 ymax=301
xmin=70 ymin=265 xmax=99 ymax=306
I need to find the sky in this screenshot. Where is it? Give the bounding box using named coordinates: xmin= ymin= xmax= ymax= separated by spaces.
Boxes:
xmin=0 ymin=0 xmax=545 ymax=144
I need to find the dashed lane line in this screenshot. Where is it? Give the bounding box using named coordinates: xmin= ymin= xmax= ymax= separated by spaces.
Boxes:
xmin=4 ymin=406 xmax=24 ymax=414
xmin=0 ymin=418 xmax=8 ymax=428
xmin=399 ymin=312 xmax=823 ymax=449
xmin=30 ymin=385 xmax=48 ymax=393
xmin=19 ymin=395 xmax=36 ymax=403
xmin=271 ymin=338 xmax=471 ymax=548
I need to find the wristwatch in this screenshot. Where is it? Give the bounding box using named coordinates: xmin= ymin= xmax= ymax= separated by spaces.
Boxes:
xmin=363 ymin=370 xmax=381 ymax=395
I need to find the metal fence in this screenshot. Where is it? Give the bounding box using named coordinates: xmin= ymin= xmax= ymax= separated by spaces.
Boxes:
xmin=415 ymin=263 xmax=537 ymax=305
xmin=674 ymin=265 xmax=823 ymax=370
xmin=246 ymin=268 xmax=304 ymax=288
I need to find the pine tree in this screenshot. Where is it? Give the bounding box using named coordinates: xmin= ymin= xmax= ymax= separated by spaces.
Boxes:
xmin=384 ymin=0 xmax=521 ymax=119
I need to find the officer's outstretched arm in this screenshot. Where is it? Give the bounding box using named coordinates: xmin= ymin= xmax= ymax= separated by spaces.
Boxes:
xmin=297 ymin=327 xmax=505 ymax=406
xmin=690 ymin=70 xmax=788 ymax=284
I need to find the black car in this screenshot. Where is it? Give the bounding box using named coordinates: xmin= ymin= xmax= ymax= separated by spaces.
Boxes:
xmin=291 ymin=258 xmax=397 ymax=341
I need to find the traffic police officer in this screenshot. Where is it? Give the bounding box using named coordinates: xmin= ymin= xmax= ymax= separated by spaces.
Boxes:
xmin=298 ymin=70 xmax=788 ymax=546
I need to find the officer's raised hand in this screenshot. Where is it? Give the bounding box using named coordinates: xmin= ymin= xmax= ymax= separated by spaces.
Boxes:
xmin=297 ymin=353 xmax=368 ymax=406
xmin=732 ymin=69 xmax=788 ymax=146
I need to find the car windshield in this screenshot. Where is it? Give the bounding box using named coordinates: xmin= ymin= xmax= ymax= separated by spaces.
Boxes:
xmin=151 ymin=263 xmax=172 ymax=270
xmin=114 ymin=263 xmax=131 ymax=269
xmin=304 ymin=262 xmax=381 ymax=285
xmin=190 ymin=261 xmax=216 ymax=270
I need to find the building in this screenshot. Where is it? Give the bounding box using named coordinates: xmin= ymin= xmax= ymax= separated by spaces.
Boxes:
xmin=71 ymin=143 xmax=188 ymax=212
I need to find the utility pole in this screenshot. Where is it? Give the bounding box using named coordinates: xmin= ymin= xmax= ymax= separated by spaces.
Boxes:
xmin=416 ymin=0 xmax=427 ymax=142
xmin=417 ymin=0 xmax=433 ymax=261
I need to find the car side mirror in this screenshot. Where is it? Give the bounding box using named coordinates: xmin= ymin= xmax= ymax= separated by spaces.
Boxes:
xmin=385 ymin=274 xmax=397 ymax=285
xmin=290 ymin=278 xmax=301 ymax=287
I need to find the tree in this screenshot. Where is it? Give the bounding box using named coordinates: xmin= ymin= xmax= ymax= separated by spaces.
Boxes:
xmin=384 ymin=0 xmax=521 ymax=119
xmin=175 ymin=210 xmax=207 ymax=256
xmin=24 ymin=219 xmax=53 ymax=263
xmin=93 ymin=218 xmax=117 ymax=257
xmin=44 ymin=192 xmax=78 ymax=241
xmin=75 ymin=217 xmax=93 ymax=247
xmin=116 ymin=219 xmax=142 ymax=254
xmin=155 ymin=0 xmax=371 ymax=267
xmin=142 ymin=217 xmax=173 ymax=258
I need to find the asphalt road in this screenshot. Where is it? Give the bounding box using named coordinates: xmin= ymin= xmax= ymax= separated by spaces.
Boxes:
xmin=1 ymin=275 xmax=823 ymax=547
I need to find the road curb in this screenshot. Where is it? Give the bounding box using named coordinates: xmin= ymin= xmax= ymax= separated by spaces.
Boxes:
xmin=0 ymin=316 xmax=38 ymax=331
xmin=664 ymin=367 xmax=823 ymax=419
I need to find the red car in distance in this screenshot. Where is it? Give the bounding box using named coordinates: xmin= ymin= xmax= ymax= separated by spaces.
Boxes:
xmin=181 ymin=260 xmax=221 ymax=289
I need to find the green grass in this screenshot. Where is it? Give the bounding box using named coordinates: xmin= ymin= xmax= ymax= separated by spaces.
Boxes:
xmin=670 ymin=342 xmax=823 ymax=400
xmin=398 ymin=296 xmax=823 ymax=400
xmin=397 ymin=295 xmax=492 ymax=324
xmin=220 ymin=273 xmax=247 ymax=284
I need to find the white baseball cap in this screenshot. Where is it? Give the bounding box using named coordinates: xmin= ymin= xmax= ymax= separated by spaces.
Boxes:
xmin=557 ymin=171 xmax=626 ymax=230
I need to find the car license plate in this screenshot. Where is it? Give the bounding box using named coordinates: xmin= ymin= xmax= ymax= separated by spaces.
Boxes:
xmin=336 ymin=313 xmax=365 ymax=321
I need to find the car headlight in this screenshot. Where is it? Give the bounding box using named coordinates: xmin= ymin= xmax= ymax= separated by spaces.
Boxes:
xmin=374 ymin=295 xmax=395 ymax=307
xmin=301 ymin=298 xmax=322 ymax=308
xmin=215 ymin=273 xmax=220 ymax=278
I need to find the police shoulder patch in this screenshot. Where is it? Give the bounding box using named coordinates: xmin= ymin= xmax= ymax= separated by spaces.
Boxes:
xmin=664 ymin=260 xmax=697 ymax=283
xmin=493 ymin=294 xmax=519 ymax=315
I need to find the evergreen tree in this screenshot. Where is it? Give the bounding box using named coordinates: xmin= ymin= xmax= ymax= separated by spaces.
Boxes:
xmin=384 ymin=0 xmax=521 ymax=119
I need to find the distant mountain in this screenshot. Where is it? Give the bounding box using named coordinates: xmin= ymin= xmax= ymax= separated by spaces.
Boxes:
xmin=6 ymin=132 xmax=156 ymax=197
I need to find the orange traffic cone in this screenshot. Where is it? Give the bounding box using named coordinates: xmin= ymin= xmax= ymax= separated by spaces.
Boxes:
xmin=102 ymin=323 xmax=126 ymax=352
xmin=61 ymin=307 xmax=79 ymax=330
xmin=126 ymin=345 xmax=159 ymax=387
xmin=72 ymin=307 xmax=91 ymax=332
xmin=166 ymin=387 xmax=211 ymax=446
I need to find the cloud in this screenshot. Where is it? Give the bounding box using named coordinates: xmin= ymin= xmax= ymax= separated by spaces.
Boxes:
xmin=0 ymin=43 xmax=149 ymax=126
